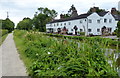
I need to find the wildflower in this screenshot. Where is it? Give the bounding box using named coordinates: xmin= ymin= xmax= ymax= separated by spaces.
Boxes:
xmin=77 ymin=42 xmax=80 ymax=48
xmin=58 ymin=66 xmax=62 ymax=70
xmin=48 ymin=52 xmax=51 ymax=54
xmin=36 ymin=53 xmax=38 ymax=56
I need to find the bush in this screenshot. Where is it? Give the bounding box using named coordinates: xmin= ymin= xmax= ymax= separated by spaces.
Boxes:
xmin=79 ymin=32 xmax=85 ymax=35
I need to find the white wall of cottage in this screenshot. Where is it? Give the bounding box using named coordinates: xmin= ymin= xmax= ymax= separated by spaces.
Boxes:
xmin=46 ymin=12 xmax=117 ymax=35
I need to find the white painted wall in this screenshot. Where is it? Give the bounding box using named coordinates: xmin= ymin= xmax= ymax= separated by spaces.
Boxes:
xmin=103 ymin=12 xmax=117 ymax=33
xmin=46 ymin=12 xmax=117 ymax=35
xmin=87 ymin=12 xmax=101 ymax=35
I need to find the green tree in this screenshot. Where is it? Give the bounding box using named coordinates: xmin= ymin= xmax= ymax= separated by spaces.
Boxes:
xmin=33 ymin=14 xmax=48 ymax=32
xmin=117 ymin=21 xmax=120 ymax=37
xmin=2 ymin=18 xmax=15 ymax=32
xmin=117 ymin=11 xmax=120 ymax=15
xmin=87 ymin=7 xmax=106 ymax=13
xmin=16 ymin=17 xmax=33 ymax=30
xmin=33 ymin=7 xmax=57 ymax=32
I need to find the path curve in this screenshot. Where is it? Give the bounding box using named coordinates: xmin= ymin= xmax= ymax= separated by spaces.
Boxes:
xmin=0 ymin=33 xmax=27 ymax=76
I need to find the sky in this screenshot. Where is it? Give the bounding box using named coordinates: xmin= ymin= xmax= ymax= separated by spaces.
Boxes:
xmin=0 ymin=0 xmax=119 ymax=26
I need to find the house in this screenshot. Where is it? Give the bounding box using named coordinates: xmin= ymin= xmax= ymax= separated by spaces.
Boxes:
xmin=46 ymin=12 xmax=118 ymax=36
xmin=46 ymin=6 xmax=119 ymax=36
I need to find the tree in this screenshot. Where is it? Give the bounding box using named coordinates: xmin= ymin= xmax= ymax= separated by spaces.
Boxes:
xmin=16 ymin=17 xmax=33 ymax=30
xmin=117 ymin=11 xmax=120 ymax=15
xmin=87 ymin=7 xmax=106 ymax=13
xmin=33 ymin=14 xmax=48 ymax=32
xmin=2 ymin=18 xmax=15 ymax=32
xmin=32 ymin=7 xmax=58 ymax=32
xmin=117 ymin=21 xmax=120 ymax=37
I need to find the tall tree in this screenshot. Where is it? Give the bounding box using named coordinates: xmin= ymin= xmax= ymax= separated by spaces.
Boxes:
xmin=33 ymin=7 xmax=58 ymax=32
xmin=87 ymin=7 xmax=106 ymax=13
xmin=16 ymin=17 xmax=33 ymax=30
xmin=2 ymin=18 xmax=15 ymax=32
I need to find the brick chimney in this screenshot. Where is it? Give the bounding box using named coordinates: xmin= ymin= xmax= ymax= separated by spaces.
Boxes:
xmin=60 ymin=14 xmax=64 ymax=19
xmin=91 ymin=7 xmax=99 ymax=12
xmin=111 ymin=8 xmax=117 ymax=15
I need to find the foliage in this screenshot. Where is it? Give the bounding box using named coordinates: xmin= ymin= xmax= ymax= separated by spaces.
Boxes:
xmin=2 ymin=18 xmax=15 ymax=32
xmin=117 ymin=11 xmax=120 ymax=15
xmin=117 ymin=21 xmax=120 ymax=37
xmin=61 ymin=14 xmax=71 ymax=18
xmin=0 ymin=29 xmax=8 ymax=36
xmin=14 ymin=30 xmax=118 ymax=77
xmin=33 ymin=13 xmax=48 ymax=32
xmin=79 ymin=32 xmax=85 ymax=35
xmin=45 ymin=33 xmax=120 ymax=47
xmin=87 ymin=7 xmax=106 ymax=13
xmin=16 ymin=17 xmax=33 ymax=30
xmin=32 ymin=7 xmax=57 ymax=32
xmin=0 ymin=29 xmax=8 ymax=45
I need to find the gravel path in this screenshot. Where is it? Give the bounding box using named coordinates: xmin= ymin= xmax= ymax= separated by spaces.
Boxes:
xmin=0 ymin=33 xmax=27 ymax=76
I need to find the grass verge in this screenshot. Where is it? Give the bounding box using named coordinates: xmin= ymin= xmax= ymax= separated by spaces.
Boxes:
xmin=13 ymin=30 xmax=33 ymax=75
xmin=0 ymin=34 xmax=8 ymax=45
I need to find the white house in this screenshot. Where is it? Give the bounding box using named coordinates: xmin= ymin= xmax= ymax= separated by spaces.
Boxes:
xmin=46 ymin=11 xmax=118 ymax=36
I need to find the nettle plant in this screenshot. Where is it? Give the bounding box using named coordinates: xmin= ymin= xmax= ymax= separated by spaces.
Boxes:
xmin=23 ymin=33 xmax=117 ymax=76
xmin=14 ymin=30 xmax=118 ymax=76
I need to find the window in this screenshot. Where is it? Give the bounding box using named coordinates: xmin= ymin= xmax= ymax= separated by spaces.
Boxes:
xmin=68 ymin=22 xmax=71 ymax=25
xmin=104 ymin=19 xmax=107 ymax=23
xmin=89 ymin=19 xmax=92 ymax=23
xmin=88 ymin=29 xmax=92 ymax=32
xmin=61 ymin=23 xmax=62 ymax=26
xmin=108 ymin=28 xmax=112 ymax=32
xmin=80 ymin=20 xmax=82 ymax=23
xmin=57 ymin=23 xmax=59 ymax=26
xmin=71 ymin=29 xmax=73 ymax=31
xmin=97 ymin=29 xmax=100 ymax=32
xmin=109 ymin=19 xmax=112 ymax=23
xmin=54 ymin=24 xmax=55 ymax=26
xmin=64 ymin=23 xmax=66 ymax=25
xmin=80 ymin=29 xmax=83 ymax=32
xmin=97 ymin=20 xmax=100 ymax=23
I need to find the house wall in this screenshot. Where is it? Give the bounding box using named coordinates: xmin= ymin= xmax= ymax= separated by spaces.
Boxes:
xmin=46 ymin=12 xmax=117 ymax=35
xmin=87 ymin=12 xmax=102 ymax=35
xmin=103 ymin=12 xmax=117 ymax=33
xmin=87 ymin=12 xmax=117 ymax=35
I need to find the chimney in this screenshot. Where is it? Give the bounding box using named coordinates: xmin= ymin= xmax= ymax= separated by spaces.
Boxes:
xmin=60 ymin=14 xmax=64 ymax=19
xmin=91 ymin=7 xmax=99 ymax=12
xmin=111 ymin=8 xmax=117 ymax=15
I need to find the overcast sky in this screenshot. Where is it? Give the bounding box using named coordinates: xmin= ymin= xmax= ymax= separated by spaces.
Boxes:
xmin=0 ymin=0 xmax=119 ymax=26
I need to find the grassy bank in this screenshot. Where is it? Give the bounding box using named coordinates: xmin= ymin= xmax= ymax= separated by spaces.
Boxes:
xmin=14 ymin=30 xmax=118 ymax=77
xmin=13 ymin=30 xmax=33 ymax=70
xmin=0 ymin=29 xmax=8 ymax=45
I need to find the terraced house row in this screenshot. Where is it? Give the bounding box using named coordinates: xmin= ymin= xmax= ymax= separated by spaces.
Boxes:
xmin=46 ymin=5 xmax=120 ymax=36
